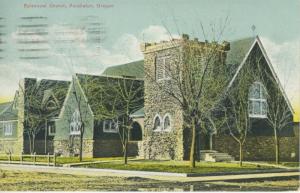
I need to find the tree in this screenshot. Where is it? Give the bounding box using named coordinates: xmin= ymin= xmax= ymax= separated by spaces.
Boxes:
xmin=112 ymin=78 xmax=144 ymax=164
xmin=266 ymin=84 xmax=293 ymax=164
xmin=84 ymin=75 xmax=143 ymax=165
xmin=222 ymin=94 xmax=250 ymax=167
xmin=262 ymin=63 xmax=293 ymax=165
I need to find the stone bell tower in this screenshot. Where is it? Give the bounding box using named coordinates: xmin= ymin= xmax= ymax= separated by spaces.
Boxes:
xmin=140 ymin=34 xmax=229 ymax=160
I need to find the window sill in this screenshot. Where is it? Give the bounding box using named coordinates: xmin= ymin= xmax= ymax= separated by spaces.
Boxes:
xmin=153 ymin=129 xmax=172 ymax=133
xmin=70 ymin=132 xmax=81 ymax=135
xmin=0 ymin=137 xmax=17 ymax=140
xmin=156 ymin=78 xmax=171 ymax=82
xmin=103 ymin=130 xmax=119 ymax=133
xmin=249 ymin=114 xmax=267 ymax=119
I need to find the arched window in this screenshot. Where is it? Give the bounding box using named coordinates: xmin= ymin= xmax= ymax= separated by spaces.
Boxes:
xmin=249 ymin=82 xmax=268 ymax=118
xmin=163 ymin=114 xmax=171 ymax=131
xmin=153 ymin=114 xmax=162 ymax=131
xmin=130 ymin=122 xmax=142 ymax=141
xmin=70 ymin=109 xmax=81 ymax=135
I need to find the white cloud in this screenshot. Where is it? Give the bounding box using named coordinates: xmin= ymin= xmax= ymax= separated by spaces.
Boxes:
xmin=140 ymin=25 xmax=180 ymax=43
xmin=112 ymin=34 xmax=143 ymax=61
xmin=260 ymin=37 xmax=300 ymax=107
xmin=0 ymin=25 xmax=178 ymax=99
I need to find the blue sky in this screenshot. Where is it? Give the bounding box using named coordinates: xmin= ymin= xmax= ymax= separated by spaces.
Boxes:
xmin=0 ymin=0 xmax=299 ymax=118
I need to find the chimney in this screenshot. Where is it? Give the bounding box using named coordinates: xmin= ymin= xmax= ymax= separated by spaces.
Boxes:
xmin=222 ymin=41 xmax=230 ymax=51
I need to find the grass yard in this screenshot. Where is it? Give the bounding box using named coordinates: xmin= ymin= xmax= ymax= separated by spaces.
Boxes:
xmin=0 ymin=169 xmax=298 ymax=191
xmin=0 ymin=169 xmax=163 ymax=191
xmin=277 ymin=162 xmax=299 ymax=168
xmin=0 ymin=155 xmax=128 ymax=165
xmin=81 ymin=160 xmax=275 ymax=174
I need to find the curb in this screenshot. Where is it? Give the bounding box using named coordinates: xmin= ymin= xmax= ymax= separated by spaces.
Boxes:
xmin=232 ymin=161 xmax=297 ymax=170
xmin=186 ymin=168 xmax=300 ymax=177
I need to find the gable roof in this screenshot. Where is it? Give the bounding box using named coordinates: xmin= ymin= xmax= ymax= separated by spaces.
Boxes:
xmin=41 ymin=89 xmax=60 ymax=108
xmin=75 ymin=74 xmax=144 ymax=120
xmin=225 ymin=37 xmax=256 ymax=66
xmin=130 ymin=107 xmax=144 ymax=118
xmin=102 ymin=60 xmax=144 ymax=78
xmin=0 ymin=102 xmax=12 ymax=115
xmin=0 ymin=101 xmax=18 ymax=121
xmin=24 ymin=78 xmax=71 ymax=118
xmin=227 ymin=36 xmax=294 ymax=113
xmin=102 ymin=38 xmax=255 ymax=80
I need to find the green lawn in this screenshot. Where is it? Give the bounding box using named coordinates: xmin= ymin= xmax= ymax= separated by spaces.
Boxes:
xmin=267 ymin=162 xmax=300 ymax=168
xmin=0 ymin=169 xmax=298 ymax=191
xmin=0 ymin=156 xmax=128 ymax=165
xmin=280 ymin=162 xmax=299 ymax=167
xmin=81 ymin=160 xmax=275 ymax=174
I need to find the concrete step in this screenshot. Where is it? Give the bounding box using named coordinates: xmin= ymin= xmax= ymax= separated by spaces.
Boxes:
xmin=200 ymin=150 xmax=234 ymax=162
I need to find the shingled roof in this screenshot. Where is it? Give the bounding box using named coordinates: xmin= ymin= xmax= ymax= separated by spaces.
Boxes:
xmin=0 ymin=101 xmax=17 ymax=121
xmin=76 ymin=74 xmax=144 ymax=120
xmin=24 ymin=78 xmax=70 ymax=118
xmin=102 ymin=60 xmax=144 ymax=78
xmin=102 ymin=37 xmax=255 ymax=80
xmin=225 ymin=37 xmax=255 ymax=66
xmin=0 ymin=102 xmax=12 ymax=115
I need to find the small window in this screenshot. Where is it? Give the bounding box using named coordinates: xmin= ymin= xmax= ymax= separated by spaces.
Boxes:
xmin=48 ymin=123 xmax=56 ymax=136
xmin=153 ymin=114 xmax=162 ymax=131
xmin=4 ymin=122 xmax=13 ymax=136
xmin=163 ymin=114 xmax=171 ymax=131
xmin=156 ymin=56 xmax=171 ymax=81
xmin=103 ymin=119 xmax=119 ymax=133
xmin=249 ymin=82 xmax=268 ymax=118
xmin=70 ymin=109 xmax=81 ymax=135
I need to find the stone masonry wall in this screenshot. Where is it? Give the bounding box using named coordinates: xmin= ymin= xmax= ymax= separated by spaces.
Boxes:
xmin=214 ymin=126 xmax=299 ymax=161
xmin=54 ymin=138 xmax=94 ymax=157
xmin=0 ymin=139 xmax=20 ymax=154
xmin=142 ymin=41 xmax=185 ymax=160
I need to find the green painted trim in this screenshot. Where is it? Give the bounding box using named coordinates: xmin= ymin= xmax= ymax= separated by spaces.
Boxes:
xmin=74 ymin=75 xmax=95 ymax=118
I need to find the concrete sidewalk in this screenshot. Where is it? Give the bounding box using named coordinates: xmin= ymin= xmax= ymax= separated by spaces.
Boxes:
xmin=62 ymin=158 xmax=143 ymax=167
xmin=0 ymin=163 xmax=299 ymax=182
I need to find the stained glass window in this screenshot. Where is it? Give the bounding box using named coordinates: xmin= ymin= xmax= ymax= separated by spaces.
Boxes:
xmin=249 ymin=82 xmax=268 ymax=118
xmin=70 ymin=109 xmax=81 ymax=135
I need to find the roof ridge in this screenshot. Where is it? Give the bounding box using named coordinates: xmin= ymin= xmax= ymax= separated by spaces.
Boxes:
xmin=229 ymin=36 xmax=255 ymax=43
xmin=76 ymin=73 xmax=143 ymax=80
xmin=105 ymin=60 xmax=144 ymax=68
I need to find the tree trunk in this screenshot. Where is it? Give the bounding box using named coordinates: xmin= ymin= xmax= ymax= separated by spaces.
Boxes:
xmin=239 ymin=142 xmax=243 ymax=167
xmin=79 ymin=132 xmax=83 ymax=162
xmin=124 ymin=141 xmax=128 ymax=165
xmin=274 ymin=134 xmax=280 ymax=165
xmin=32 ymin=134 xmax=36 ymax=154
xmin=190 ymin=118 xmax=196 ymax=168
xmin=28 ymin=133 xmax=32 ymax=154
